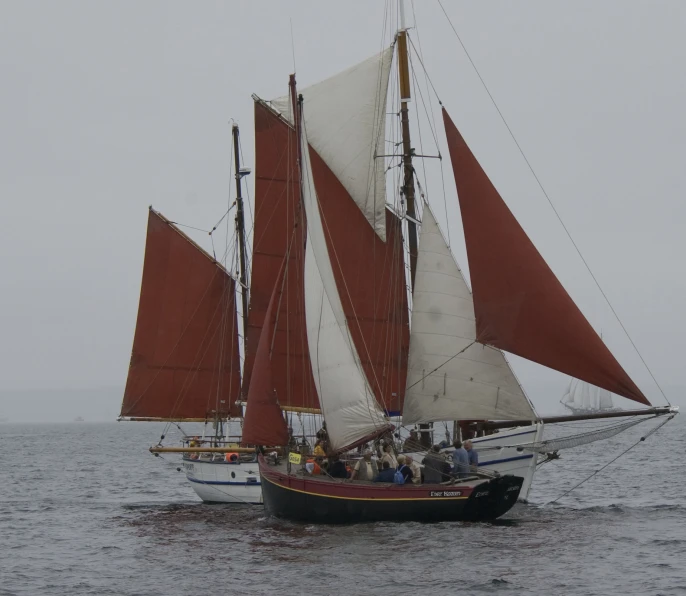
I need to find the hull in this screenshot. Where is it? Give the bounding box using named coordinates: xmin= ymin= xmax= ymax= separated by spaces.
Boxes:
xmin=259 ymin=458 xmax=523 ymax=524
xmin=407 ymin=423 xmax=543 ymax=501
xmin=181 ymin=457 xmax=262 ymax=504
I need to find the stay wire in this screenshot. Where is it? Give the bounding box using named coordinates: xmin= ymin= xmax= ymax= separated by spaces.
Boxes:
xmin=436 ymin=0 xmax=669 ymax=406
xmin=549 ymin=414 xmax=674 ymax=504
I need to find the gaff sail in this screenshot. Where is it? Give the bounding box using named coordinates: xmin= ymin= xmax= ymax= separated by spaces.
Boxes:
xmin=120 ymin=209 xmax=242 ymax=420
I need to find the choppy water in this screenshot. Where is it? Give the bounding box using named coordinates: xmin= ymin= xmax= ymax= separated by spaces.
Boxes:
xmin=1 ymin=415 xmax=684 ymax=595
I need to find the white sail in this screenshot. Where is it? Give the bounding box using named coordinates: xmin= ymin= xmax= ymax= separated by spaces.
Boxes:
xmin=299 ymin=108 xmax=388 ymax=451
xmin=402 ymin=206 xmax=537 ymax=424
xmin=271 ymin=47 xmax=392 ymax=241
xmin=563 ymin=379 xmax=615 ymax=411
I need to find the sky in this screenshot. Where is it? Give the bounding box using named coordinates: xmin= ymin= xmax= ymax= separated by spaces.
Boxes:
xmin=1 ymin=1 xmax=684 ymax=421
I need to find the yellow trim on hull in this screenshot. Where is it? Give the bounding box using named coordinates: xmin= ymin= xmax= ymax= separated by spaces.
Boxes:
xmin=261 ymin=474 xmax=470 ymax=502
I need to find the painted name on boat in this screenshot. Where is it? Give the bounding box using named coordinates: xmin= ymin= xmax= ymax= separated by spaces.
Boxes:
xmin=430 ymin=490 xmax=462 ymax=497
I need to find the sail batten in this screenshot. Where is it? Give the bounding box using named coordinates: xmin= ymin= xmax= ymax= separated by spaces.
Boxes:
xmin=402 ymin=205 xmax=535 ymax=424
xmin=442 ymin=108 xmax=650 ymax=407
xmin=121 ymin=209 xmax=242 ymax=420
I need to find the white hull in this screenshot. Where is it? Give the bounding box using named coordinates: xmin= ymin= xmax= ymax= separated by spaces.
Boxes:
xmin=182 ymin=457 xmax=262 ymax=504
xmin=408 ymin=423 xmax=543 ymax=501
xmin=182 ymin=424 xmax=543 ymax=504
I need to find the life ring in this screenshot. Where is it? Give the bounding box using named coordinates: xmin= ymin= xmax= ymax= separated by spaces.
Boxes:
xmin=225 ymin=452 xmax=239 ymax=463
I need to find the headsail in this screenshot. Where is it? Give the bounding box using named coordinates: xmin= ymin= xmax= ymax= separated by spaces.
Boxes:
xmin=299 ymin=99 xmax=390 ymax=451
xmin=442 ymin=108 xmax=650 ymax=407
xmin=271 ymin=47 xmax=392 ymax=240
xmin=402 ymin=205 xmax=536 ymax=424
xmin=121 ymin=209 xmax=242 ymax=420
xmin=242 ymin=262 xmax=290 ymax=446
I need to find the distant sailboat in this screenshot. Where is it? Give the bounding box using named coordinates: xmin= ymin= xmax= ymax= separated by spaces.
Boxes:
xmin=561 ymin=379 xmax=619 ymax=416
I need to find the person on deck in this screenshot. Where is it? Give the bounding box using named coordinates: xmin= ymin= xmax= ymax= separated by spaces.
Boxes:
xmin=402 ymin=430 xmax=422 ymax=452
xmin=405 ymin=455 xmax=421 ymax=485
xmin=373 ymin=461 xmax=396 ymax=483
xmin=313 ymin=440 xmax=326 ymax=457
xmin=328 ymin=454 xmax=349 ymax=479
xmin=464 ymin=440 xmax=478 ymax=472
xmin=422 ymin=445 xmax=450 ymax=484
xmin=351 ymin=450 xmax=378 ymax=481
xmin=452 ymin=440 xmax=470 ymax=478
xmin=395 ymin=455 xmax=413 ymax=484
xmin=380 ymin=444 xmax=397 ymax=470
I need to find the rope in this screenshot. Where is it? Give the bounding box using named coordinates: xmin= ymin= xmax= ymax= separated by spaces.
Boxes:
xmin=436 ymin=0 xmax=669 ymax=405
xmin=549 ymin=414 xmax=674 ymax=504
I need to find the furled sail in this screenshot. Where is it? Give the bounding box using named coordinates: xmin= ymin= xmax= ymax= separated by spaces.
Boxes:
xmin=442 ymin=108 xmax=650 ymax=407
xmin=402 ymin=205 xmax=536 ymax=424
xmin=246 ymin=99 xmax=409 ymax=414
xmin=242 ymin=262 xmax=290 ymax=446
xmin=299 ymin=103 xmax=390 ymax=451
xmin=121 ymin=209 xmax=242 ymax=420
xmin=243 ymin=101 xmax=319 ymax=410
xmin=271 ymin=47 xmax=392 ymax=240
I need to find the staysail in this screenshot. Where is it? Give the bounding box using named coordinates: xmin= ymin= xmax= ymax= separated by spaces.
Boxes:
xmin=271 ymin=47 xmax=392 ymax=240
xmin=402 ymin=205 xmax=536 ymax=424
xmin=442 ymin=108 xmax=650 ymax=407
xmin=299 ymin=98 xmax=390 ymax=451
xmin=241 ymin=261 xmax=290 ymax=446
xmin=121 ymin=209 xmax=242 ymax=420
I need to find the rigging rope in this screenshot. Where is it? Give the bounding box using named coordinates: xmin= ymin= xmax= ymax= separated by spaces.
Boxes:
xmin=436 ymin=0 xmax=669 ymax=405
xmin=548 ymin=414 xmax=674 ymax=504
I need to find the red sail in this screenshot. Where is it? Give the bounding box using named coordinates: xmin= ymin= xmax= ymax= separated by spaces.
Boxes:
xmin=242 ymin=261 xmax=290 ymax=446
xmin=310 ymin=149 xmax=409 ymax=414
xmin=121 ymin=209 xmax=242 ymax=419
xmin=245 ymin=101 xmax=319 ymax=410
xmin=442 ymin=108 xmax=649 ymax=406
xmin=245 ymin=101 xmax=409 ymax=413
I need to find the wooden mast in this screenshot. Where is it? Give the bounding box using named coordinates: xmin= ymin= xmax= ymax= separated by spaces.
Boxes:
xmin=397 ymin=7 xmax=418 ymax=291
xmin=232 ymin=124 xmax=250 ymax=357
xmin=397 ymin=1 xmax=431 ymax=446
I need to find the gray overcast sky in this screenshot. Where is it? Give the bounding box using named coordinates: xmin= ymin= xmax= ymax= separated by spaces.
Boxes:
xmin=1 ymin=1 xmax=684 ymax=420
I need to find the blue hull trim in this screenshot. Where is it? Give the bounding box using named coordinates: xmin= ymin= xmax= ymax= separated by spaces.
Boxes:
xmin=186 ymin=476 xmax=262 ymax=487
xmin=479 ymin=454 xmax=533 ymax=467
xmin=473 ymin=429 xmax=537 ymax=444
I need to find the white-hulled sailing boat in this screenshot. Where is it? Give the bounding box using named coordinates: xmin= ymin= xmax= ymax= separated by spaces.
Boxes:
xmin=561 ymin=378 xmax=620 ymax=416
xmin=120 ymin=3 xmax=676 ymax=513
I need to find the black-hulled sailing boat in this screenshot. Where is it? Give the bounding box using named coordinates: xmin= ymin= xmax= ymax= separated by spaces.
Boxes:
xmin=120 ymin=3 xmax=676 ymax=514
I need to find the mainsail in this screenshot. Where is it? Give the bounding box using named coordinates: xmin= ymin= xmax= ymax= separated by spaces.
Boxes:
xmin=442 ymin=108 xmax=650 ymax=407
xmin=243 ymin=101 xmax=318 ymax=410
xmin=121 ymin=209 xmax=242 ymax=420
xmin=270 ymin=47 xmax=392 ymax=240
xmin=402 ymin=205 xmax=536 ymax=424
xmin=299 ymin=95 xmax=391 ymax=451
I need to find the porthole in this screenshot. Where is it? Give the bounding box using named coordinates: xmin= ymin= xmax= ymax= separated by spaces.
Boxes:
xmin=231 ymin=472 xmax=236 ymax=479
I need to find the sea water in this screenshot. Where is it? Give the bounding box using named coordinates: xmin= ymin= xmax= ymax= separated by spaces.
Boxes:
xmin=1 ymin=415 xmax=684 ymax=595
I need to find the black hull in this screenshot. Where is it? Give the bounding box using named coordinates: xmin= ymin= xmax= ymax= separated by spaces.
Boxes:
xmin=261 ymin=473 xmax=523 ymax=524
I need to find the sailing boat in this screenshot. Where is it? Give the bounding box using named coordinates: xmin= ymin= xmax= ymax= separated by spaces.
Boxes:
xmin=120 ymin=4 xmax=676 ymax=515
xmin=561 ymin=379 xmax=619 ymax=416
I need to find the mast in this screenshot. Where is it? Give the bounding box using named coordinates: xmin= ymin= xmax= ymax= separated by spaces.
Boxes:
xmin=232 ymin=124 xmax=250 ymax=356
xmin=397 ymin=6 xmax=418 ymax=290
